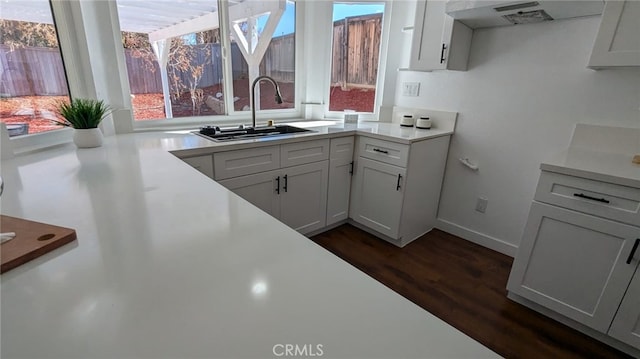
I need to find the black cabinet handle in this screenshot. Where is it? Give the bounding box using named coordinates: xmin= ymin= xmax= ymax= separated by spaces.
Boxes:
xmin=349 ymin=161 xmax=354 ymax=175
xmin=627 ymin=238 xmax=640 ymax=264
xmin=440 ymin=43 xmax=447 ymax=64
xmin=275 ymin=176 xmax=280 ymax=194
xmin=573 ymin=193 xmax=610 ymax=204
xmin=373 ymin=148 xmax=389 ymax=154
xmin=396 ymin=174 xmax=402 ymax=191
xmin=283 ymin=174 xmax=288 ymax=193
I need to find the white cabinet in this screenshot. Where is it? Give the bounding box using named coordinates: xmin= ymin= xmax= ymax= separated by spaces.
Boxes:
xmin=327 ymin=158 xmax=353 ymax=226
xmin=410 ymin=0 xmax=472 ymax=71
xmin=534 ymin=171 xmax=640 ymax=226
xmin=349 ymin=135 xmax=451 ymax=247
xmin=221 ymin=162 xmax=329 ymax=234
xmin=508 ymin=169 xmax=640 ymax=353
xmin=280 ymin=139 xmax=329 ymax=168
xmin=213 ymin=145 xmax=280 ymax=180
xmin=326 ymin=137 xmax=355 ymax=226
xmin=218 ymin=170 xmax=280 ymax=218
xmin=507 ymin=202 xmax=640 ymax=333
xmin=214 ymin=140 xmax=330 ymax=235
xmin=221 ymin=163 xmax=328 ymax=235
xmin=280 ymin=161 xmax=329 ymax=233
xmin=610 ymin=265 xmax=640 ymax=349
xmin=589 ymin=0 xmax=640 ymax=68
xmin=350 ymin=157 xmax=406 ymax=238
xmin=180 ymin=155 xmax=214 ymax=178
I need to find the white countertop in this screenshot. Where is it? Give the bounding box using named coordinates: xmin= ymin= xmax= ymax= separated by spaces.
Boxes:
xmin=167 ymin=119 xmax=456 ymax=158
xmin=541 ymin=148 xmax=640 ymax=189
xmin=540 ymin=124 xmax=640 ymax=189
xmin=0 ymin=128 xmax=496 ymax=358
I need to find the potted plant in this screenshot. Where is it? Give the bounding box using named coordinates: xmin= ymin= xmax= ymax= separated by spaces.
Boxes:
xmin=52 ymin=98 xmax=111 ymax=148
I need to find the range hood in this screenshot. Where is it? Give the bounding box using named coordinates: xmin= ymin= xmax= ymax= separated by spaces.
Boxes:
xmin=445 ymin=0 xmax=604 ymax=29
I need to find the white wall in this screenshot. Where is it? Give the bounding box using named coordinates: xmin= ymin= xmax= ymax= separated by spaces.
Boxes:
xmin=394 ymin=16 xmax=640 ymax=255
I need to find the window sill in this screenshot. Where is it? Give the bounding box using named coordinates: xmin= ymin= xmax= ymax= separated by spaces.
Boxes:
xmin=5 ymin=128 xmax=73 ymax=157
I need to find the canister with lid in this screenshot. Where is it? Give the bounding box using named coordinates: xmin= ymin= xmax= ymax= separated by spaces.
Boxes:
xmin=416 ymin=116 xmax=432 ymax=129
xmin=400 ymin=114 xmax=414 ymax=127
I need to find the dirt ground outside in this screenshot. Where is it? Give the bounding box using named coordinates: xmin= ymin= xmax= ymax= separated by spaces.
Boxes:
xmin=1 ymin=82 xmax=375 ymax=135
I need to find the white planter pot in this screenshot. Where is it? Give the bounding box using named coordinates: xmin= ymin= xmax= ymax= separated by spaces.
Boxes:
xmin=73 ymin=128 xmax=103 ymax=148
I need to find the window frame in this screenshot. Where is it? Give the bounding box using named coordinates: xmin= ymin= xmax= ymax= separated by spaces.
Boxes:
xmin=3 ymin=0 xmax=88 ymax=154
xmin=323 ymin=0 xmax=391 ymax=121
xmin=3 ymin=0 xmax=395 ymax=155
xmin=130 ymin=0 xmax=304 ymax=130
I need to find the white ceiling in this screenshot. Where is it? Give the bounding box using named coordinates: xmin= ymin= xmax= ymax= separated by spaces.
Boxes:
xmin=0 ymin=0 xmax=246 ymax=34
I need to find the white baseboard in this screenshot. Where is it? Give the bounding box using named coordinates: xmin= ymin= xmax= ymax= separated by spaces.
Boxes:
xmin=436 ymin=218 xmax=518 ymax=257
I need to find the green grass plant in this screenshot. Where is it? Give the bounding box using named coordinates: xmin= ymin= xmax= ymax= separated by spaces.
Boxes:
xmin=52 ymin=99 xmax=111 ymax=129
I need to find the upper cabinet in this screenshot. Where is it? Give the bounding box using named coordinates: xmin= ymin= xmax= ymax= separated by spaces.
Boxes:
xmin=409 ymin=0 xmax=472 ymax=71
xmin=589 ymin=0 xmax=640 ymax=68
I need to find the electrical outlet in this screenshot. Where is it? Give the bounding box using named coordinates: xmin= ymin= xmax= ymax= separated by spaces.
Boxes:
xmin=475 ymin=197 xmax=488 ymax=213
xmin=402 ymin=82 xmax=420 ymax=97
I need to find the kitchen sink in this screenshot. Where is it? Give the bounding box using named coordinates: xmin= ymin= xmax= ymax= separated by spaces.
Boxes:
xmin=197 ymin=125 xmax=314 ymax=142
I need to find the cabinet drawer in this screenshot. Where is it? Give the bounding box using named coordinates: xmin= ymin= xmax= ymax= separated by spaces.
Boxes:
xmin=280 ymin=139 xmax=329 ymax=168
xmin=330 ymin=136 xmax=355 ymax=160
xmin=181 ymin=155 xmax=214 ymax=179
xmin=358 ymin=136 xmax=409 ymax=167
xmin=535 ymin=171 xmax=640 ymax=226
xmin=214 ymin=145 xmax=280 ymax=180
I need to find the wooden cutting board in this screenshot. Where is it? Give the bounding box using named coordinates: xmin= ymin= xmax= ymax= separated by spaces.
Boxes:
xmin=1 ymin=215 xmax=77 ymax=274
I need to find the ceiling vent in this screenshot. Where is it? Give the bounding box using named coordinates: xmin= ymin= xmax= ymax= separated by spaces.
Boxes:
xmin=502 ymin=9 xmax=553 ymax=24
xmin=445 ymin=0 xmax=604 ymax=29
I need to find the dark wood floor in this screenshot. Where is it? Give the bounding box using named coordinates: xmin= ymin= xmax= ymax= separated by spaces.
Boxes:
xmin=310 ymin=224 xmax=630 ymax=359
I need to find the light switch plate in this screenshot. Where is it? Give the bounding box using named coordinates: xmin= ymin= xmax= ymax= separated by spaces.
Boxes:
xmin=475 ymin=197 xmax=488 ymax=213
xmin=402 ymin=82 xmax=420 ymax=97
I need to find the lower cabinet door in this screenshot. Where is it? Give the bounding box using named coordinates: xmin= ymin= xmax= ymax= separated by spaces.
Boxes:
xmin=609 ymin=268 xmax=640 ymax=349
xmin=181 ymin=155 xmax=214 ymax=178
xmin=218 ymin=169 xmax=281 ymax=219
xmin=280 ymin=161 xmax=329 ymax=234
xmin=326 ymin=157 xmax=353 ymax=226
xmin=507 ymin=202 xmax=640 ymax=333
xmin=349 ymin=157 xmax=405 ymax=239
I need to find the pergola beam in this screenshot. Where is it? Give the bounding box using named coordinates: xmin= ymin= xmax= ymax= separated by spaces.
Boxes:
xmin=148 ymin=0 xmax=281 ymax=42
xmin=230 ymin=0 xmax=285 ymax=114
xmin=151 ymin=38 xmax=173 ymax=118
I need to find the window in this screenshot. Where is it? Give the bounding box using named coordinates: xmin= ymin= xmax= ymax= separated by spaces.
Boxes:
xmin=329 ymin=2 xmax=384 ymax=113
xmin=117 ymin=0 xmax=296 ymax=123
xmin=227 ymin=1 xmax=296 ymax=113
xmin=122 ymin=28 xmax=224 ymax=121
xmin=0 ymin=1 xmax=71 ymax=136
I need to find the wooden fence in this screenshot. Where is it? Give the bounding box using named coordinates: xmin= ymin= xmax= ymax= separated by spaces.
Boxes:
xmin=0 ymin=45 xmax=69 ymax=96
xmin=1 ymin=14 xmax=379 ymax=97
xmin=260 ymin=33 xmax=295 ymax=83
xmin=331 ymin=13 xmax=382 ymax=90
xmin=1 ymin=38 xmax=295 ymax=97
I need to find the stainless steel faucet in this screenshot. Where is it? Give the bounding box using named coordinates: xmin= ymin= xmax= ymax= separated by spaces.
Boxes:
xmin=251 ymin=75 xmax=283 ymax=128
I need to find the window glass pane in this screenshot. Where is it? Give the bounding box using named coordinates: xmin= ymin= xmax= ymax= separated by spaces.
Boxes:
xmin=117 ymin=0 xmax=225 ymax=121
xmin=0 ymin=1 xmax=71 ymax=136
xmin=229 ymin=0 xmax=295 ymax=114
xmin=329 ymin=2 xmax=384 ymax=113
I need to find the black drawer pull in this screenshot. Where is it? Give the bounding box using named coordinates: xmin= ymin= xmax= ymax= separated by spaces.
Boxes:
xmin=349 ymin=161 xmax=354 ymax=175
xmin=283 ymin=174 xmax=288 ymax=193
xmin=627 ymin=239 xmax=640 ymax=264
xmin=275 ymin=176 xmax=280 ymax=194
xmin=440 ymin=43 xmax=447 ymax=64
xmin=396 ymin=174 xmax=402 ymax=191
xmin=373 ymin=148 xmax=389 ymax=154
xmin=573 ymin=193 xmax=610 ymax=204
